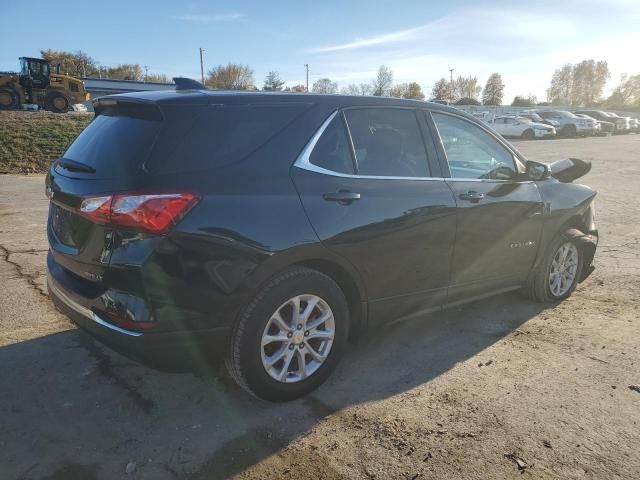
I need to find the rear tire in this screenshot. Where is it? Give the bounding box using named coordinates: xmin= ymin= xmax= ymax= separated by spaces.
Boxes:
xmin=225 ymin=267 xmax=350 ymax=401
xmin=523 ymin=230 xmax=584 ymax=302
xmin=46 ymin=92 xmax=70 ymax=113
xmin=521 ymin=129 xmax=535 ymax=140
xmin=0 ymin=88 xmax=19 ymax=110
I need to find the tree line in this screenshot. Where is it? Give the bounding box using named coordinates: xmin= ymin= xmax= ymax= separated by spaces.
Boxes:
xmin=40 ymin=50 xmax=640 ymax=110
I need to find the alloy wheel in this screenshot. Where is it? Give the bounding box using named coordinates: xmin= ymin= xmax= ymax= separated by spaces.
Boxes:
xmin=549 ymin=242 xmax=579 ymax=297
xmin=260 ymin=294 xmax=335 ymax=383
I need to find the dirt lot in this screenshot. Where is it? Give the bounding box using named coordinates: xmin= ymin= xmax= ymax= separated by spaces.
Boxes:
xmin=1 ymin=135 xmax=639 ymax=480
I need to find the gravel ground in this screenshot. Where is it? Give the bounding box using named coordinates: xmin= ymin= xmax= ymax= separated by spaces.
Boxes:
xmin=0 ymin=134 xmax=639 ymax=480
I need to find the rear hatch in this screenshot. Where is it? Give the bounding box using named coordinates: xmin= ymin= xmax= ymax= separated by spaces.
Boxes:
xmin=46 ymin=99 xmax=164 ymax=284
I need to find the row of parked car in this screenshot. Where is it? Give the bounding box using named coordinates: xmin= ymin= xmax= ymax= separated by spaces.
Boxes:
xmin=477 ymin=109 xmax=639 ymax=140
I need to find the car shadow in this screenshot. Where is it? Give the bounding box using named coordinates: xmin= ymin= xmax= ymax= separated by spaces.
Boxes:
xmin=0 ymin=292 xmax=548 ymax=480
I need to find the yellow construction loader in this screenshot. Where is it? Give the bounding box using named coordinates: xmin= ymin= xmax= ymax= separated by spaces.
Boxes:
xmin=0 ymin=57 xmax=89 ymax=112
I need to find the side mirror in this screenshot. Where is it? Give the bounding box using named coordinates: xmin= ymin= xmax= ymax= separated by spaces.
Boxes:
xmin=526 ymin=160 xmax=550 ymax=181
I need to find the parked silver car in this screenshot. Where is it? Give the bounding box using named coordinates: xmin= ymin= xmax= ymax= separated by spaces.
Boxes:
xmin=536 ymin=110 xmax=598 ymax=137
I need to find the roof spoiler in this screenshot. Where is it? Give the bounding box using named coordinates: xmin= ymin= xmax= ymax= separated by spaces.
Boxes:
xmin=173 ymin=77 xmax=207 ymax=91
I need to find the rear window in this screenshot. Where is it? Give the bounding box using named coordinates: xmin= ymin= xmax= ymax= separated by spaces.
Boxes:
xmin=147 ymin=103 xmax=311 ymax=174
xmin=61 ymin=112 xmax=161 ymax=179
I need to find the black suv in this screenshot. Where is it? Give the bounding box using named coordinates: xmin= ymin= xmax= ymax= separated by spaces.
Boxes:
xmin=46 ymin=87 xmax=598 ymax=401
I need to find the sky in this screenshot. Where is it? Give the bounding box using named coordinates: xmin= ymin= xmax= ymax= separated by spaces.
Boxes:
xmin=1 ymin=0 xmax=639 ymax=102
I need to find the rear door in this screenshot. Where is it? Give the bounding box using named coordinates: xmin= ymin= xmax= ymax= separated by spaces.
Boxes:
xmin=292 ymin=107 xmax=457 ymax=327
xmin=427 ymin=111 xmax=544 ymax=302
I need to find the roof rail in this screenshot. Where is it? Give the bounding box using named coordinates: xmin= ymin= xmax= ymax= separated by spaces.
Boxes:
xmin=173 ymin=77 xmax=207 ymax=91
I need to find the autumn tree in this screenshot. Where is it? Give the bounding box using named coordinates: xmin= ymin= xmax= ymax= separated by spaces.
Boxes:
xmin=431 ymin=78 xmax=450 ymax=100
xmin=389 ymin=82 xmax=425 ymax=100
xmin=570 ymin=60 xmax=609 ymax=106
xmin=482 ymin=73 xmax=505 ymax=105
xmin=263 ymin=71 xmax=285 ymax=91
xmin=206 ymin=63 xmax=255 ymax=90
xmin=604 ymin=74 xmax=640 ymax=109
xmin=40 ymin=49 xmax=97 ymax=77
xmin=106 ymin=64 xmax=144 ymax=81
xmin=371 ymin=65 xmax=393 ymax=96
xmin=284 ymin=84 xmax=307 ymax=93
xmin=312 ymin=78 xmax=338 ymax=94
xmin=547 ymin=64 xmax=573 ymax=104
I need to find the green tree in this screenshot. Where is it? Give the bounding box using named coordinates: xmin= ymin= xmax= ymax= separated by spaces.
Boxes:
xmin=312 ymin=78 xmax=338 ymax=94
xmin=482 ymin=73 xmax=505 ymax=105
xmin=40 ymin=49 xmax=97 ymax=77
xmin=263 ymin=71 xmax=285 ymax=91
xmin=206 ymin=63 xmax=255 ymax=90
xmin=371 ymin=65 xmax=393 ymax=96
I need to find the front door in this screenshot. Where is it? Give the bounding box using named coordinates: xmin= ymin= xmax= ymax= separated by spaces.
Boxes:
xmin=428 ymin=111 xmax=544 ymax=302
xmin=292 ymin=108 xmax=457 ymax=326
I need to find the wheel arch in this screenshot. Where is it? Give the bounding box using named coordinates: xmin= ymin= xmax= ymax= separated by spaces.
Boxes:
xmin=292 ymin=258 xmax=367 ymax=340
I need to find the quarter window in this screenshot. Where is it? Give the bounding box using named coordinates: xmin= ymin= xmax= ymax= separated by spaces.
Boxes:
xmin=344 ymin=108 xmax=430 ymax=177
xmin=309 ymin=115 xmax=355 ymax=174
xmin=431 ymin=113 xmax=517 ymax=180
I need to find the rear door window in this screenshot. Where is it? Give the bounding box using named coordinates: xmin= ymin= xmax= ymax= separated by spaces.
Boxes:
xmin=148 ymin=103 xmax=310 ymax=174
xmin=344 ymin=108 xmax=430 ymax=177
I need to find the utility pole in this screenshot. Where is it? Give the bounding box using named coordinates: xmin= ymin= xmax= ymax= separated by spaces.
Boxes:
xmin=199 ymin=48 xmax=205 ymax=84
xmin=144 ymin=65 xmax=149 ymax=82
xmin=304 ymin=64 xmax=309 ymax=92
xmin=449 ymin=68 xmax=454 ymax=103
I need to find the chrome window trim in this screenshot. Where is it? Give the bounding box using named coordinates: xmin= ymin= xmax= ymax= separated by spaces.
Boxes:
xmin=48 ymin=277 xmax=143 ymax=337
xmin=293 ymin=110 xmax=443 ymax=182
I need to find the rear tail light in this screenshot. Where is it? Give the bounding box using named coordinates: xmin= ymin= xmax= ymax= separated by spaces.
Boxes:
xmin=79 ymin=192 xmax=198 ymax=234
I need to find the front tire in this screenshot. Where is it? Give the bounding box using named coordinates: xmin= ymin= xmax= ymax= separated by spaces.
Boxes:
xmin=0 ymin=87 xmax=19 ymax=110
xmin=46 ymin=92 xmax=70 ymax=113
xmin=523 ymin=230 xmax=584 ymax=302
xmin=225 ymin=267 xmax=350 ymax=401
xmin=521 ymin=129 xmax=535 ymax=140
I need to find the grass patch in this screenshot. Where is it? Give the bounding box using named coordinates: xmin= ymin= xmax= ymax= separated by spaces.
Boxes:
xmin=0 ymin=111 xmax=92 ymax=174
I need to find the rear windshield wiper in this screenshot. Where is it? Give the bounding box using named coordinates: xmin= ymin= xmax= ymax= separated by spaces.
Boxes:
xmin=57 ymin=158 xmax=96 ymax=173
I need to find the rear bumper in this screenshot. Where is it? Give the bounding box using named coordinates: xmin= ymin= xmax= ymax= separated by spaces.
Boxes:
xmin=47 ymin=268 xmax=230 ymax=365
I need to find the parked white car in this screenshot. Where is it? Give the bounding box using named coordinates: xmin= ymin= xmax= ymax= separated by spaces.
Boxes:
xmin=487 ymin=116 xmax=556 ymax=139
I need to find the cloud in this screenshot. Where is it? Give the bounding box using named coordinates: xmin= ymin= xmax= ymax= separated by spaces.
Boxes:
xmin=307 ymin=25 xmax=426 ymax=54
xmin=176 ymin=13 xmax=245 ymax=22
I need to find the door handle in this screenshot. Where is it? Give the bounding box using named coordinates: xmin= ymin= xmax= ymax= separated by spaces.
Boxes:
xmin=459 ymin=191 xmax=485 ymax=203
xmin=323 ymin=191 xmax=361 ymax=204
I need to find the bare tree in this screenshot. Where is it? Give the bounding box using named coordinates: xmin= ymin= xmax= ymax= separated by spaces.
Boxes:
xmin=340 ymin=84 xmax=361 ymax=96
xmin=371 ymin=65 xmax=393 ymax=96
xmin=105 ymin=64 xmax=144 ymax=81
xmin=312 ymin=78 xmax=338 ymax=94
xmin=359 ymin=83 xmax=372 ymax=96
xmin=453 ymin=76 xmax=481 ymax=100
xmin=284 ymin=84 xmax=307 ymax=93
xmin=206 ymin=63 xmax=255 ymax=90
xmin=482 ymin=73 xmax=505 ymax=105
xmin=263 ymin=71 xmax=285 ymax=91
xmin=605 ymin=74 xmax=640 ymax=108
